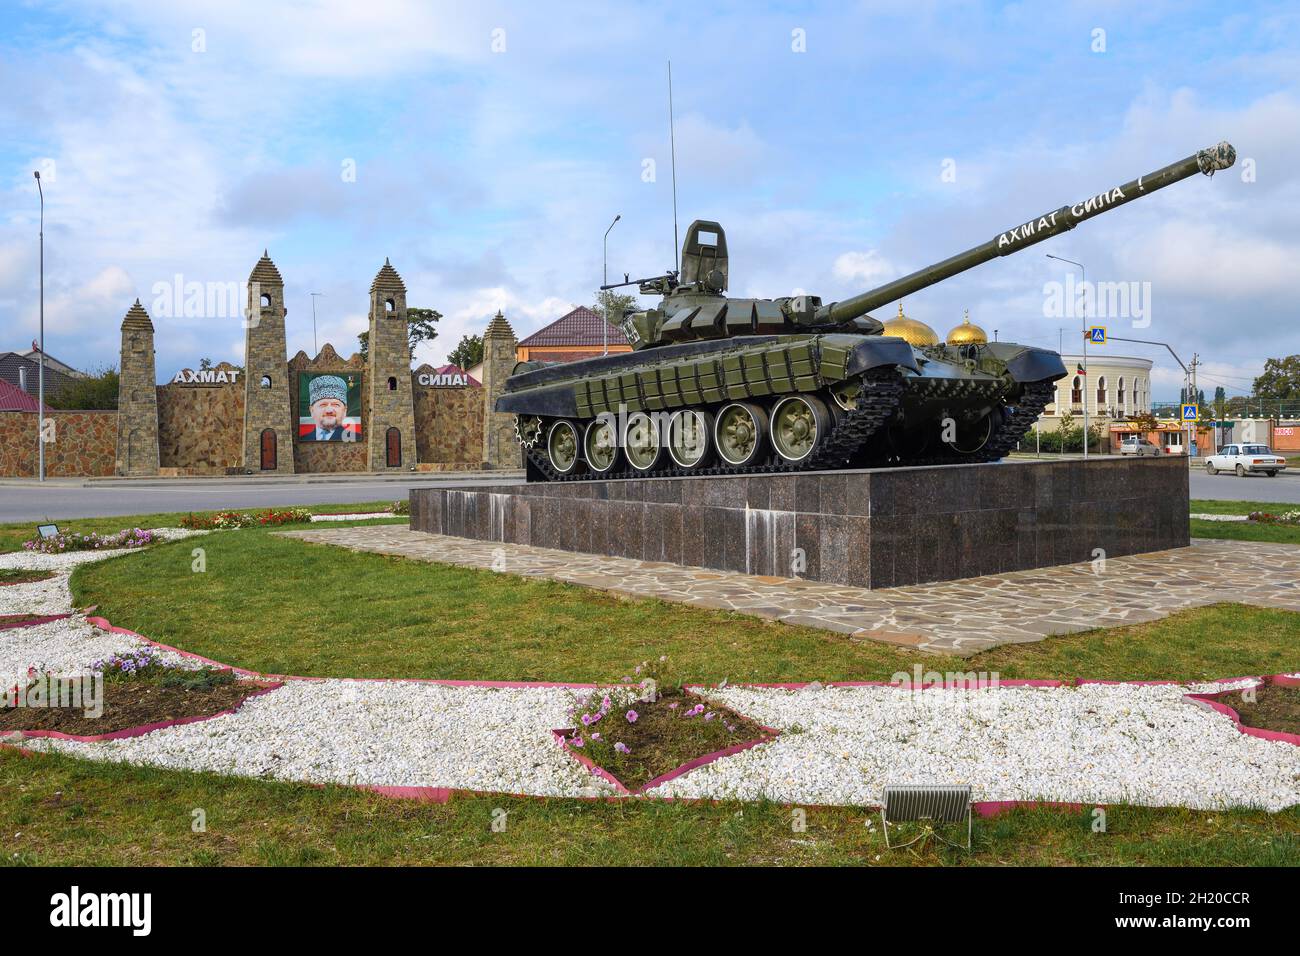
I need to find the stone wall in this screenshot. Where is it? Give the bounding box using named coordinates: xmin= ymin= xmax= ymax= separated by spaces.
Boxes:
xmin=410 ymin=457 xmax=1190 ymax=589
xmin=157 ymin=366 xmax=244 ymax=474
xmin=0 ymin=411 xmax=117 ymax=477
xmin=413 ymin=381 xmax=483 ymax=466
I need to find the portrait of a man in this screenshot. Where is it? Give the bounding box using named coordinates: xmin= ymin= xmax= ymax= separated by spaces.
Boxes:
xmin=298 ymin=372 xmax=362 ymax=442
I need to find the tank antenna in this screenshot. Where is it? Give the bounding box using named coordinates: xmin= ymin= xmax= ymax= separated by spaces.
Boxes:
xmin=668 ymin=60 xmax=679 ymax=275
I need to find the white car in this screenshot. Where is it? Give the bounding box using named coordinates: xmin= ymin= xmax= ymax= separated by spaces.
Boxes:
xmin=1119 ymin=437 xmax=1162 ymax=457
xmin=1205 ymin=443 xmax=1288 ymax=477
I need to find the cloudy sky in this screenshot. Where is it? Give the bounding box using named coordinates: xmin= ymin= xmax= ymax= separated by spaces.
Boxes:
xmin=1 ymin=0 xmax=1296 ymax=399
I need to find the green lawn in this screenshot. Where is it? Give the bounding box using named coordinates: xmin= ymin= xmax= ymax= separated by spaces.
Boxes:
xmin=7 ymin=501 xmax=1300 ymax=866
xmin=3 ymin=749 xmax=1297 ymax=867
xmin=70 ymin=528 xmax=1300 ymax=684
xmin=1189 ymin=497 xmax=1300 ymax=544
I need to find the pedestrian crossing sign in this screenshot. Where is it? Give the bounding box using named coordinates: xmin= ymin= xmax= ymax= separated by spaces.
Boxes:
xmin=1181 ymin=404 xmax=1198 ymax=422
xmin=1087 ymin=326 xmax=1106 ymax=344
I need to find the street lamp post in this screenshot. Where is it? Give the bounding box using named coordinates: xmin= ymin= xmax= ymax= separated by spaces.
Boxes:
xmin=1047 ymin=254 xmax=1087 ymax=458
xmin=602 ymin=214 xmax=620 ymax=355
xmin=310 ymin=292 xmax=325 ymax=356
xmin=34 ymin=171 xmax=45 ymax=483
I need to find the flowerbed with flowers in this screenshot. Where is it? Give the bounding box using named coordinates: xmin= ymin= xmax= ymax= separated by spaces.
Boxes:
xmin=0 ymin=647 xmax=270 ymax=736
xmin=180 ymin=508 xmax=313 ymax=530
xmin=1247 ymin=510 xmax=1300 ymax=526
xmin=560 ymin=657 xmax=775 ymax=791
xmin=22 ymin=528 xmax=156 ymax=555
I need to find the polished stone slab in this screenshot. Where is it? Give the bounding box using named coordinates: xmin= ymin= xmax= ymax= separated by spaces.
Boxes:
xmin=407 ymin=457 xmax=1189 ymax=589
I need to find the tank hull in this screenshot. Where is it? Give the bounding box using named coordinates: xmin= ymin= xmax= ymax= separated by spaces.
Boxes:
xmin=498 ymin=334 xmax=1065 ymax=481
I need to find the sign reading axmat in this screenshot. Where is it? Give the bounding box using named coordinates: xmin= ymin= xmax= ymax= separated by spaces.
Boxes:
xmin=172 ymin=368 xmax=241 ymax=385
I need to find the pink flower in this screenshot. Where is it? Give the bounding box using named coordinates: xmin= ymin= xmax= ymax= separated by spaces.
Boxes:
xmin=570 ymin=736 xmax=584 ymax=748
xmin=614 ymin=742 xmax=630 ymax=754
xmin=704 ymin=712 xmax=715 ymax=721
xmin=625 ymin=710 xmax=639 ymax=723
xmin=591 ymin=732 xmax=601 ymax=741
xmin=668 ymin=702 xmax=679 ymax=709
xmin=601 ymin=696 xmax=611 ymax=712
xmin=580 ymin=713 xmax=593 ymax=726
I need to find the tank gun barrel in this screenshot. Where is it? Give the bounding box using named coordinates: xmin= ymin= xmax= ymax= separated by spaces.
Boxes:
xmin=819 ymin=141 xmax=1236 ymax=325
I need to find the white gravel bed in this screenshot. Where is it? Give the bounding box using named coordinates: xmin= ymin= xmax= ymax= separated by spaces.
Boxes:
xmin=0 ymin=615 xmax=199 ymax=680
xmin=309 ymin=512 xmax=397 ymax=522
xmin=652 ymin=683 xmax=1300 ymax=811
xmin=1189 ymin=513 xmax=1251 ymax=522
xmin=28 ymin=679 xmax=614 ymax=797
xmin=0 ymin=574 xmax=72 ymax=617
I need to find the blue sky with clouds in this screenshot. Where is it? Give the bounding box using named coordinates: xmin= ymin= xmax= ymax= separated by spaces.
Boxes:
xmin=2 ymin=0 xmax=1296 ymax=400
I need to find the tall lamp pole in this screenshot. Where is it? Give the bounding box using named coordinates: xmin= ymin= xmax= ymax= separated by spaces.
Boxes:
xmin=602 ymin=214 xmax=620 ymax=355
xmin=34 ymin=171 xmax=45 ymax=483
xmin=1047 ymin=254 xmax=1088 ymax=458
xmin=309 ymin=292 xmax=325 ymax=356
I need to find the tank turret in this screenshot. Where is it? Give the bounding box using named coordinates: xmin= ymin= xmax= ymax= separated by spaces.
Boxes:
xmin=501 ymin=142 xmax=1235 ymax=481
xmin=612 ymin=142 xmax=1235 ymax=351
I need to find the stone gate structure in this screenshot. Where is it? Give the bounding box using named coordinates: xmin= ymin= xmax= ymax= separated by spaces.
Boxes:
xmin=99 ymin=251 xmax=505 ymax=477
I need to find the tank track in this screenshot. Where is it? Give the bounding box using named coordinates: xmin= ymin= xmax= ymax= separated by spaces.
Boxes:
xmin=874 ymin=379 xmax=1057 ymax=468
xmin=522 ymin=368 xmax=906 ymax=482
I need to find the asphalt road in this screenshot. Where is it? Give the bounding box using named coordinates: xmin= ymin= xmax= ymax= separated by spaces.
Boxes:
xmin=1188 ymin=468 xmax=1300 ymax=503
xmin=0 ymin=474 xmax=523 ymax=523
xmin=2 ymin=463 xmax=1296 ymax=523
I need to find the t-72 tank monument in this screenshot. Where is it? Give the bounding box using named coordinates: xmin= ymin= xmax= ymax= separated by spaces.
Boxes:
xmin=413 ymin=143 xmax=1234 ymax=589
xmin=497 ymin=142 xmax=1235 ymax=482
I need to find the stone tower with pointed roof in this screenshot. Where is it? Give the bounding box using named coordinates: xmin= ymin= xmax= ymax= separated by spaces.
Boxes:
xmin=366 ymin=259 xmax=416 ymax=470
xmin=241 ymin=252 xmax=295 ymax=473
xmin=115 ymin=299 xmax=160 ymax=476
xmin=481 ymin=310 xmax=521 ymax=469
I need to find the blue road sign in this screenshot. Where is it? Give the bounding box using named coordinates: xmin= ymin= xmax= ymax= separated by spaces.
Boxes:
xmin=1181 ymin=404 xmax=1198 ymax=422
xmin=1088 ymin=326 xmax=1106 ymax=344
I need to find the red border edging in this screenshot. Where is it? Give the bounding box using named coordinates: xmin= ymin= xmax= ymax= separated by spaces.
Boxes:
xmin=0 ymin=613 xmax=72 ymax=632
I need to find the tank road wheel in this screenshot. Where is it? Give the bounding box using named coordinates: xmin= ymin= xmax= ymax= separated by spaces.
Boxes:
xmin=583 ymin=419 xmax=619 ymax=474
xmin=667 ymin=409 xmax=714 ymax=469
xmin=944 ymin=410 xmax=996 ymax=455
xmin=714 ymin=402 xmax=768 ymax=468
xmin=546 ymin=419 xmax=581 ymax=476
xmin=770 ymin=395 xmax=831 ymax=466
xmin=624 ymin=412 xmax=664 ymax=473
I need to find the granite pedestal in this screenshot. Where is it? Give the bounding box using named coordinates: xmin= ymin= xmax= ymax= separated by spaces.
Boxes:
xmin=408 ymin=457 xmax=1189 ymax=590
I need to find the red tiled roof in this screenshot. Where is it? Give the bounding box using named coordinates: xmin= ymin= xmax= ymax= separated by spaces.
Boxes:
xmin=433 ymin=363 xmax=481 ymax=387
xmin=518 ymin=306 xmax=628 ymax=348
xmin=522 ymin=350 xmax=626 ymax=365
xmin=0 ymin=379 xmax=43 ymax=412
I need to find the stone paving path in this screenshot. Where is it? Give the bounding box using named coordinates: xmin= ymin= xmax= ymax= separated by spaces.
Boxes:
xmin=279 ymin=527 xmax=1300 ymax=656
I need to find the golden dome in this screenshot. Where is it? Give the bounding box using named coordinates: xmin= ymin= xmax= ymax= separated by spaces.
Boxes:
xmin=881 ymin=302 xmax=940 ymax=347
xmin=946 ymin=310 xmax=988 ymax=345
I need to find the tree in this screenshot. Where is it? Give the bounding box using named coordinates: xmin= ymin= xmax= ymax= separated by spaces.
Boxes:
xmin=591 ymin=290 xmax=638 ymax=325
xmin=1254 ymin=355 xmax=1300 ymax=402
xmin=48 ymin=365 xmax=119 ymax=410
xmin=447 ymin=334 xmax=484 ymax=371
xmin=357 ymin=307 xmax=442 ymax=360
xmin=1127 ymin=410 xmax=1159 ymax=434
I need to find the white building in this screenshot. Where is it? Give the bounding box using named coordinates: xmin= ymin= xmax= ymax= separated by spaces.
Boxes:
xmin=1040 ymin=353 xmax=1154 ymax=421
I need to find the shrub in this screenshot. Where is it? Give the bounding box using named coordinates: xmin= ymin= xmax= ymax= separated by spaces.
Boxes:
xmin=391 ymin=499 xmax=410 ymax=516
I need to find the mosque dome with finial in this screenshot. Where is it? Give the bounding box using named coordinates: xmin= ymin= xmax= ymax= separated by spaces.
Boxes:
xmin=946 ymin=309 xmax=989 ymax=345
xmin=880 ymin=302 xmax=940 ymax=347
